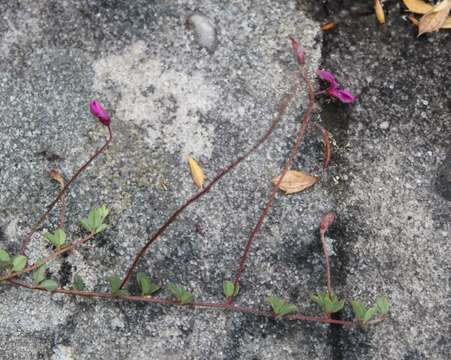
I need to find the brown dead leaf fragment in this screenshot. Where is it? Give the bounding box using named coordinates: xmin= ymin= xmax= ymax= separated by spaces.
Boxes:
xmin=188 ymin=157 xmax=205 ymax=188
xmin=320 ymin=22 xmax=337 ymax=31
xmin=374 ymin=0 xmax=385 ymax=24
xmin=48 ymin=169 xmax=64 ymax=187
xmin=272 ymin=170 xmax=320 ymax=195
xmin=418 ymin=0 xmax=451 ymax=36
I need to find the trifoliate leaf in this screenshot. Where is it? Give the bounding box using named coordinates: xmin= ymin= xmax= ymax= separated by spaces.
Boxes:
xmin=375 ymin=296 xmax=390 ymax=315
xmin=272 ymin=170 xmax=320 ymax=195
xmin=12 ymin=255 xmax=27 ymax=272
xmin=73 ymin=275 xmax=86 ymax=291
xmin=188 ymin=157 xmax=205 ymax=188
xmin=351 ymin=300 xmax=367 ymax=321
xmin=363 ymin=306 xmax=378 ymax=323
xmin=311 ymin=292 xmax=344 ymax=314
xmin=44 ymin=228 xmax=66 ymax=247
xmin=223 ymin=281 xmax=240 ymax=298
xmin=267 ymin=296 xmax=298 ymax=317
xmin=169 ymin=284 xmax=194 ymax=304
xmin=137 ymin=272 xmax=160 ymax=296
xmin=80 ymin=205 xmax=109 ymax=234
xmin=32 ymin=265 xmax=47 ymax=285
xmin=107 ymin=276 xmax=128 ymax=297
xmin=0 ymin=248 xmax=11 ymax=264
xmin=40 ymin=279 xmax=58 ymax=292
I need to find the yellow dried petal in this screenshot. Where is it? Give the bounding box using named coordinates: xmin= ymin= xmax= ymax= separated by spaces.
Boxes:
xmin=272 ymin=170 xmax=320 ymax=195
xmin=188 ymin=157 xmax=205 ymax=188
xmin=374 ymin=0 xmax=385 ymax=24
xmin=403 ymin=0 xmax=434 ymax=14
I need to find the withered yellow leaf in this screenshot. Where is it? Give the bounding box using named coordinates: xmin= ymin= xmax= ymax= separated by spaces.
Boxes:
xmin=418 ymin=0 xmax=451 ymax=36
xmin=272 ymin=170 xmax=320 ymax=195
xmin=374 ymin=0 xmax=385 ymax=24
xmin=443 ymin=16 xmax=451 ymax=28
xmin=188 ymin=157 xmax=205 ymax=188
xmin=403 ymin=0 xmax=433 ymax=14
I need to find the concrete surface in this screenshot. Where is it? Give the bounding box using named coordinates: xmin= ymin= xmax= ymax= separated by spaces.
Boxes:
xmin=0 ymin=1 xmax=449 ymax=359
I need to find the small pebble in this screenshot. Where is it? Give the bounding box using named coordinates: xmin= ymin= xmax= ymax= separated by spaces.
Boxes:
xmin=188 ymin=13 xmax=217 ymax=52
xmin=379 ymin=121 xmax=390 ymax=130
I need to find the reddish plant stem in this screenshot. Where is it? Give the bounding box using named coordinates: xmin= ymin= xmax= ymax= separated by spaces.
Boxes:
xmin=9 ymin=280 xmax=355 ymax=326
xmin=313 ymin=122 xmax=332 ymax=174
xmin=119 ymin=80 xmax=301 ymax=289
xmin=229 ymin=65 xmax=316 ymax=304
xmin=58 ymin=177 xmax=66 ymax=229
xmin=0 ymin=231 xmax=96 ymax=282
xmin=320 ymin=230 xmax=333 ymax=299
xmin=20 ymin=126 xmax=113 ymax=254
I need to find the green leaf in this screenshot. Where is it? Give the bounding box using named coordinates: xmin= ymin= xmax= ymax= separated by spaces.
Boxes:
xmin=32 ymin=265 xmax=47 ymax=285
xmin=312 ymin=292 xmax=344 ymax=314
xmin=351 ymin=300 xmax=367 ymax=321
xmin=107 ymin=276 xmax=128 ymax=297
xmin=137 ymin=272 xmax=160 ymax=296
xmin=223 ymin=280 xmax=239 ymax=298
xmin=12 ymin=255 xmax=27 ymax=272
xmin=169 ymin=284 xmax=194 ymax=304
xmin=80 ymin=205 xmax=109 ymax=234
xmin=267 ymin=296 xmax=298 ymax=317
xmin=363 ymin=306 xmax=378 ymax=323
xmin=44 ymin=229 xmax=66 ymax=247
xmin=40 ymin=279 xmax=58 ymax=292
xmin=375 ymin=296 xmax=390 ymax=315
xmin=0 ymin=248 xmax=11 ymax=264
xmin=73 ymin=275 xmax=86 ymax=291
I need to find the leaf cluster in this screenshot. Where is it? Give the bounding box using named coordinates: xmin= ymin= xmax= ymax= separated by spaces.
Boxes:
xmin=267 ymin=296 xmax=298 ymax=317
xmin=0 ymin=249 xmax=27 ymax=273
xmin=311 ymin=292 xmax=344 ymax=314
xmin=32 ymin=264 xmax=58 ymax=291
xmin=352 ymin=296 xmax=390 ymax=324
xmin=44 ymin=229 xmax=66 ymax=248
xmin=80 ymin=205 xmax=109 ymax=234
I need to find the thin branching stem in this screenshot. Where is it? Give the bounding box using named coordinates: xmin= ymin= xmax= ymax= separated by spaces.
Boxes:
xmin=320 ymin=229 xmax=333 ymax=299
xmin=119 ymin=80 xmax=301 ymax=289
xmin=20 ymin=126 xmax=112 ymax=254
xmin=229 ymin=65 xmax=316 ymax=304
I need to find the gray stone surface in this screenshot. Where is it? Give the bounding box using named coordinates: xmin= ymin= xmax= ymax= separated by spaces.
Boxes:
xmin=0 ymin=1 xmax=449 ymax=359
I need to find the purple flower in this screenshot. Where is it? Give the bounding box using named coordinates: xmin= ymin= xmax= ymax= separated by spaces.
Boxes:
xmin=317 ymin=70 xmax=356 ymax=104
xmin=89 ymin=100 xmax=111 ymax=126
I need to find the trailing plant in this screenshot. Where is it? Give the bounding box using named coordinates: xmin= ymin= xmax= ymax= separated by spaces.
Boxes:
xmin=0 ymin=39 xmax=390 ymax=330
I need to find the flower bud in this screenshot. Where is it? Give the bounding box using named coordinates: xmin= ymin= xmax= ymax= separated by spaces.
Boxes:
xmin=89 ymin=100 xmax=110 ymax=126
xmin=289 ymin=36 xmax=305 ymax=66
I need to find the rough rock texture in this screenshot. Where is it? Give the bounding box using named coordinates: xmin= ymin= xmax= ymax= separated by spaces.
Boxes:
xmin=0 ymin=0 xmax=449 ymax=359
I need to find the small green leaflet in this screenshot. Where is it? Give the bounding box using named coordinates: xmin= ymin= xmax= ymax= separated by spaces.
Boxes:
xmin=169 ymin=284 xmax=194 ymax=304
xmin=0 ymin=248 xmax=10 ymax=263
xmin=44 ymin=229 xmax=66 ymax=247
xmin=311 ymin=292 xmax=344 ymax=314
xmin=73 ymin=275 xmax=86 ymax=291
xmin=375 ymin=296 xmax=390 ymax=315
xmin=267 ymin=296 xmax=298 ymax=317
xmin=107 ymin=276 xmax=128 ymax=298
xmin=351 ymin=300 xmax=378 ymax=323
xmin=12 ymin=255 xmax=27 ymax=272
xmin=136 ymin=272 xmax=160 ymax=296
xmin=223 ymin=280 xmax=240 ymax=298
xmin=32 ymin=265 xmax=47 ymax=284
xmin=80 ymin=205 xmax=109 ymax=234
xmin=40 ymin=279 xmax=58 ymax=292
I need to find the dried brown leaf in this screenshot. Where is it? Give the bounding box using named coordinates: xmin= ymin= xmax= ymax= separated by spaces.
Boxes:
xmin=443 ymin=16 xmax=451 ymax=27
xmin=374 ymin=0 xmax=385 ymax=24
xmin=272 ymin=170 xmax=320 ymax=195
xmin=403 ymin=0 xmax=433 ymax=14
xmin=48 ymin=169 xmax=64 ymax=187
xmin=188 ymin=157 xmax=205 ymax=188
xmin=418 ymin=0 xmax=451 ymax=36
xmin=320 ymin=22 xmax=337 ymax=31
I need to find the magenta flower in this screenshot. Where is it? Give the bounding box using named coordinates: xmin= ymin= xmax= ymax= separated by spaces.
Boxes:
xmin=317 ymin=70 xmax=356 ymax=104
xmin=89 ymin=100 xmax=111 ymax=126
